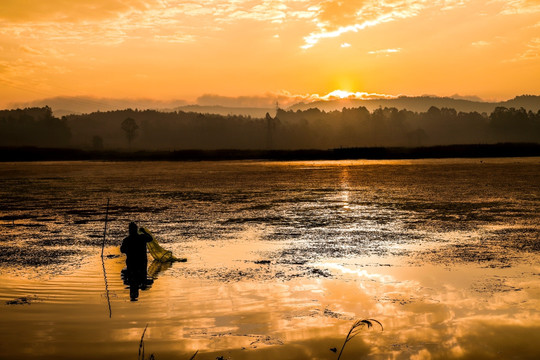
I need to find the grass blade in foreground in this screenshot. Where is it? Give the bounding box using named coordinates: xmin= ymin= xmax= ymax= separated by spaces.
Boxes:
xmin=337 ymin=319 xmax=383 ymax=360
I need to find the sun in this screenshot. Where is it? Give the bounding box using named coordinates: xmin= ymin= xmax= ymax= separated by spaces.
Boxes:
xmin=325 ymin=90 xmax=355 ymax=99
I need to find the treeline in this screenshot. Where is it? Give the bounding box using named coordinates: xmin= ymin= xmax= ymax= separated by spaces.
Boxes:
xmin=1 ymin=105 xmax=539 ymax=149
xmin=0 ymin=107 xmax=71 ymax=147
xmin=2 ymin=144 xmax=539 ymax=162
xmin=274 ymin=106 xmax=540 ymax=148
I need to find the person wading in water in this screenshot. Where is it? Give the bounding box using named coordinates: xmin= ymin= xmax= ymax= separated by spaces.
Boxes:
xmin=120 ymin=222 xmax=152 ymax=301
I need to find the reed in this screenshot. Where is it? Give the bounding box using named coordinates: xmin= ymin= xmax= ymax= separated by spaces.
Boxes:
xmin=336 ymin=319 xmax=383 ymax=360
xmin=137 ymin=325 xmax=197 ymax=360
xmin=138 ymin=324 xmax=150 ymax=360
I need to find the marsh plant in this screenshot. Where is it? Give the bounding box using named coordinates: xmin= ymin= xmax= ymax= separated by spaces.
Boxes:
xmin=137 ymin=324 xmax=198 ymax=360
xmin=138 ymin=324 xmax=153 ymax=360
xmin=337 ymin=319 xmax=383 ymax=360
xmin=136 ymin=319 xmax=381 ymax=360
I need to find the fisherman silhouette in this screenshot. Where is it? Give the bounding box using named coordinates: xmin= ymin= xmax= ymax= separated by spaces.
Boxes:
xmin=120 ymin=222 xmax=153 ymax=301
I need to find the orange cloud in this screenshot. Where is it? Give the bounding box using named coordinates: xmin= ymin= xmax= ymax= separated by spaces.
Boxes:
xmin=196 ymin=90 xmax=397 ymax=108
xmin=0 ymin=0 xmax=157 ymax=22
xmin=301 ymin=0 xmax=467 ymax=49
xmin=368 ymin=48 xmax=401 ymax=55
xmin=499 ymin=0 xmax=540 ymax=15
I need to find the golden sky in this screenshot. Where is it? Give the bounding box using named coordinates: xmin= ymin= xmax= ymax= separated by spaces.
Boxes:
xmin=1 ymin=0 xmax=539 ymax=108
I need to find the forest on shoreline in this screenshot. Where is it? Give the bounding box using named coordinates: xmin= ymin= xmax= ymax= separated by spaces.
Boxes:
xmin=1 ymin=105 xmax=539 ymax=151
xmin=1 ymin=143 xmax=539 ymax=162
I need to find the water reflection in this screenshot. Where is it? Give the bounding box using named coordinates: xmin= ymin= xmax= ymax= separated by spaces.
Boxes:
xmin=339 ymin=166 xmax=351 ymax=210
xmin=120 ymin=222 xmax=154 ymax=301
xmin=0 ymin=159 xmax=539 ymax=359
xmin=100 ymin=254 xmax=112 ymax=317
xmin=120 ymin=260 xmax=174 ymax=301
xmin=0 ymin=249 xmax=539 ymax=359
xmin=120 ymin=267 xmax=153 ymax=301
xmin=148 ymin=259 xmax=173 ymax=279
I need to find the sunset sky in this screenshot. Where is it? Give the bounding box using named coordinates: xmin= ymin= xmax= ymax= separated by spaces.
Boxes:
xmin=1 ymin=0 xmax=539 ymax=108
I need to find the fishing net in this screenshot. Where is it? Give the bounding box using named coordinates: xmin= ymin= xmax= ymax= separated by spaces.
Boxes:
xmin=139 ymin=227 xmax=187 ymax=262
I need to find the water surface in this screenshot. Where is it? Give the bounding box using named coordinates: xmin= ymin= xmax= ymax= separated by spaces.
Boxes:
xmin=0 ymin=159 xmax=539 ymax=359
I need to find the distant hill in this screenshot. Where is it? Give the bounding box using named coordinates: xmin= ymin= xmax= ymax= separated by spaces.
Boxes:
xmin=171 ymin=105 xmax=274 ymax=118
xmin=10 ymin=95 xmax=540 ymax=119
xmin=289 ymin=95 xmax=540 ymax=113
xmin=11 ymin=96 xmax=276 ymax=118
xmin=10 ymin=96 xmax=188 ymax=117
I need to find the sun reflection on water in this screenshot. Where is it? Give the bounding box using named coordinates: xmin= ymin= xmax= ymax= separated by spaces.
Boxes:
xmin=1 ymin=159 xmax=539 ymax=359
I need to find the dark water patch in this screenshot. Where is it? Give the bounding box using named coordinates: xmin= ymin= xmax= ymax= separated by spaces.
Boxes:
xmin=0 ymin=222 xmax=47 ymax=228
xmin=175 ymin=266 xmax=274 ymax=282
xmin=417 ymin=242 xmax=516 ymax=268
xmin=485 ymin=227 xmax=540 ymax=252
xmin=160 ymin=190 xmax=221 ymax=202
xmin=254 ymin=260 xmax=271 ymax=265
xmin=221 ymin=216 xmax=287 ymax=225
xmin=271 ymin=196 xmax=319 ymax=204
xmin=309 ymin=268 xmax=331 ymax=277
xmin=0 ymin=244 xmax=81 ymax=267
xmin=239 ymin=204 xmax=273 ymax=211
xmin=73 ymin=219 xmax=90 ymax=224
xmin=470 ymin=277 xmax=522 ymax=294
xmin=0 ymin=214 xmax=41 ymax=221
xmin=5 ymin=295 xmax=40 ymax=305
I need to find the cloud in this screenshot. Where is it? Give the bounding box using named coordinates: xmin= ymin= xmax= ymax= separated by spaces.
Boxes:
xmin=471 ymin=40 xmax=490 ymax=47
xmin=319 ymin=90 xmax=398 ymax=101
xmin=368 ymin=48 xmax=401 ymax=55
xmin=196 ymin=90 xmax=398 ymax=108
xmin=499 ymin=0 xmax=540 ymax=15
xmin=0 ymin=0 xmax=158 ymax=22
xmin=0 ymin=1 xmax=318 ymax=48
xmin=0 ymin=2 xmax=203 ymax=46
xmin=515 ymin=37 xmax=540 ymax=61
xmin=301 ymin=0 xmax=467 ymax=49
xmin=19 ymin=45 xmax=43 ymax=55
xmin=153 ymin=34 xmax=196 ymax=43
xmin=0 ymin=57 xmax=70 ymax=99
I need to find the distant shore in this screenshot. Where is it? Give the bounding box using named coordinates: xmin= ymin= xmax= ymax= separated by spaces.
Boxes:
xmin=1 ymin=143 xmax=539 ymax=162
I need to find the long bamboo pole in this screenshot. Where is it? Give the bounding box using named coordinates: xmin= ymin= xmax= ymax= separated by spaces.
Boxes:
xmin=101 ymin=198 xmax=110 ymax=257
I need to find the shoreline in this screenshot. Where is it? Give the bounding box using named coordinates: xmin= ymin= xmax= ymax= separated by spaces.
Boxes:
xmin=1 ymin=142 xmax=540 ymax=162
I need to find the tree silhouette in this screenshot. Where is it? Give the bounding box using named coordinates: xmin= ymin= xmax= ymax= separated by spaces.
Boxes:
xmin=121 ymin=117 xmax=138 ymax=147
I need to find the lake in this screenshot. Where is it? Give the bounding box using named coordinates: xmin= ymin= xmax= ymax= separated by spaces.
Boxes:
xmin=0 ymin=159 xmax=539 ymax=359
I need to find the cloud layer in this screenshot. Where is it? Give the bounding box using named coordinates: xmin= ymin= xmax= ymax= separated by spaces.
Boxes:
xmin=1 ymin=1 xmax=539 ymax=106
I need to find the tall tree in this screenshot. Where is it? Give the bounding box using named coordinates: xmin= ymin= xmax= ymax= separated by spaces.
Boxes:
xmin=121 ymin=117 xmax=138 ymax=147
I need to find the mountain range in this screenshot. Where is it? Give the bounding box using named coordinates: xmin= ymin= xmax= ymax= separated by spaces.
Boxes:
xmin=9 ymin=95 xmax=540 ymax=118
xmin=289 ymin=95 xmax=540 ymax=114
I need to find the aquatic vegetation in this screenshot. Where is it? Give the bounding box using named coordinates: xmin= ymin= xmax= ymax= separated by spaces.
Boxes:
xmin=137 ymin=325 xmax=198 ymax=360
xmin=337 ymin=319 xmax=383 ymax=360
xmin=137 ymin=324 xmax=157 ymax=360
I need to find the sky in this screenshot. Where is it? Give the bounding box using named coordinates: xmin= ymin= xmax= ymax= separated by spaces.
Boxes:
xmin=1 ymin=0 xmax=539 ymax=109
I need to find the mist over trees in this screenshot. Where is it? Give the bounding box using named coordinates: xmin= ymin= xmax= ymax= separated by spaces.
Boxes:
xmin=1 ymin=105 xmax=539 ymax=150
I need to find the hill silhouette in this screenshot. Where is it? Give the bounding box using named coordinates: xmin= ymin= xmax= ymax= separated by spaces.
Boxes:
xmin=12 ymin=95 xmax=540 ymax=118
xmin=290 ymin=95 xmax=540 ymax=113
